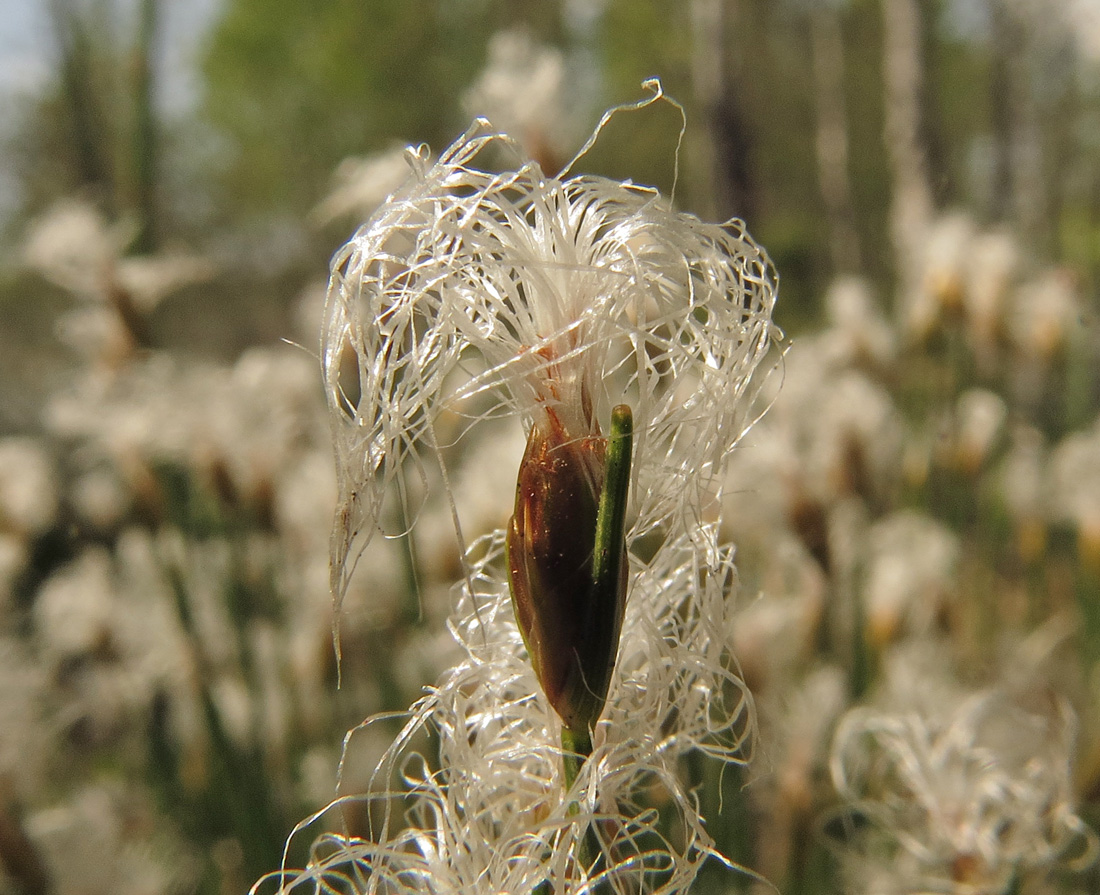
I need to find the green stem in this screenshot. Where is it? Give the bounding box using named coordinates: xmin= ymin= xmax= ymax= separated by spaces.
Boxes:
xmin=561 ymin=725 xmax=593 ymax=792
xmin=571 ymin=406 xmax=632 ymax=877
xmin=591 ymin=404 xmax=633 ymax=607
xmin=544 ymin=406 xmax=632 ymax=892
xmin=561 ymin=725 xmax=600 ymax=878
xmin=131 ymin=0 xmax=159 ymax=254
xmin=850 ymin=581 xmax=871 ymax=701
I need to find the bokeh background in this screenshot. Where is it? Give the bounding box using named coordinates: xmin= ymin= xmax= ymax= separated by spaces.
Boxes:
xmin=1 ymin=1 xmax=1100 ymax=893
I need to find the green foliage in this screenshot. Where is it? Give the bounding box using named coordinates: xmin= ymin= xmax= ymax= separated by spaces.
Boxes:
xmin=200 ymin=0 xmax=489 ymax=217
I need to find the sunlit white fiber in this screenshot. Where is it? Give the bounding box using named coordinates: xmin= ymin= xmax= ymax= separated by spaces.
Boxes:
xmin=257 ymin=524 xmax=755 ymax=895
xmin=322 ymin=113 xmax=779 ymax=611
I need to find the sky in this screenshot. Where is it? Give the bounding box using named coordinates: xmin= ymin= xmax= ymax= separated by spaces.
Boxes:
xmin=0 ymin=0 xmax=51 ymax=105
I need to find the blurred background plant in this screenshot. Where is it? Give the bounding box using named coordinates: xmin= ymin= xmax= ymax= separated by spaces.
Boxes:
xmin=1 ymin=1 xmax=1099 ymax=893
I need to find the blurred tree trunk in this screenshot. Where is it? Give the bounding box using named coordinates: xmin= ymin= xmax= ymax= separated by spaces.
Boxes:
xmin=1090 ymin=171 xmax=1100 ymax=296
xmin=48 ymin=0 xmax=115 ymax=211
xmin=881 ymin=0 xmax=934 ymax=323
xmin=1008 ymin=43 xmax=1047 ymax=258
xmin=810 ymin=3 xmax=860 ymax=276
xmin=131 ymin=0 xmax=160 ymax=253
xmin=988 ymin=1 xmax=1015 ymax=224
xmin=691 ymin=0 xmax=757 ymax=224
xmin=990 ymin=1 xmax=1066 ymax=258
xmin=997 ymin=3 xmax=1046 ymax=254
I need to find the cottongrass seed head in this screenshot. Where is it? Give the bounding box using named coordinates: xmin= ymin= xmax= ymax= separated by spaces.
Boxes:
xmin=271 ymin=84 xmax=781 ymax=895
xmin=322 ymin=84 xmax=779 ymax=611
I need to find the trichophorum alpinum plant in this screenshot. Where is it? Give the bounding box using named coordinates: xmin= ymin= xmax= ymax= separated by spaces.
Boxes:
xmin=259 ymin=83 xmax=780 ymax=894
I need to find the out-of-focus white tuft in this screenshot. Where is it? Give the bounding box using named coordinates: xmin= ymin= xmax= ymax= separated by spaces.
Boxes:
xmin=461 ymin=28 xmax=594 ymax=173
xmin=23 ymin=198 xmax=213 ymax=313
xmin=862 ymin=510 xmax=959 ymax=646
xmin=829 ymin=646 xmax=1098 ymax=894
xmin=311 ymin=147 xmax=414 ymax=228
xmin=1051 ymin=414 xmax=1100 ymax=565
xmin=0 ymin=437 xmax=59 ymax=539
